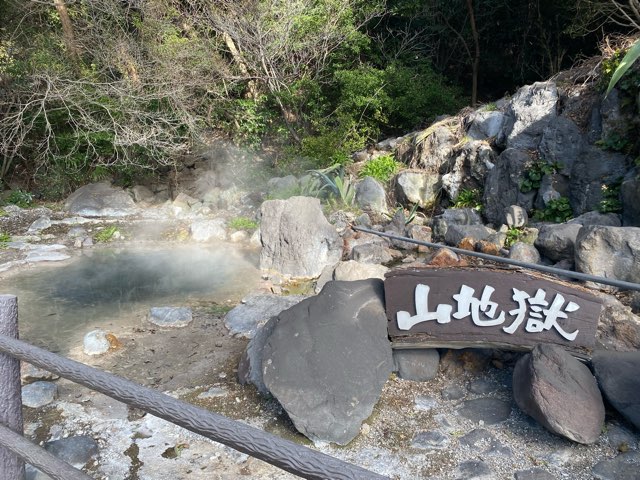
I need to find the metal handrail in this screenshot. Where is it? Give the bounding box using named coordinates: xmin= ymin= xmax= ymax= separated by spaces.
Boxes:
xmin=352 ymin=225 xmax=640 ymax=292
xmin=0 ymin=332 xmax=389 ymax=480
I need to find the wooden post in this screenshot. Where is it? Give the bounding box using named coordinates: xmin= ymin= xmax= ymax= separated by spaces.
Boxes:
xmin=0 ymin=295 xmax=24 ymax=480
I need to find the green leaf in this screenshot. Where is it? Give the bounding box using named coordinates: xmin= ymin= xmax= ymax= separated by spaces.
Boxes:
xmin=606 ymin=39 xmax=640 ymax=97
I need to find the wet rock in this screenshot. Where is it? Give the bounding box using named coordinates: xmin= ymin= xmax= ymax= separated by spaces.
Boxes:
xmin=262 ymin=280 xmax=393 ymax=445
xmin=444 ymin=224 xmax=494 ymax=247
xmin=394 ymin=171 xmax=439 ymax=208
xmin=592 ymin=451 xmax=640 ymax=480
xmin=506 ymin=205 xmax=528 ymax=228
xmin=513 ymin=344 xmax=604 ymax=444
xmin=503 ymin=81 xmax=558 ymax=150
xmin=355 ymin=177 xmax=387 ymax=213
xmin=83 ymin=329 xmax=111 ymax=355
xmin=574 ymin=226 xmax=640 ymax=285
xmin=148 ymin=307 xmax=193 ymax=328
xmin=22 ymin=381 xmax=57 ymax=408
xmin=432 ymin=208 xmax=483 ymax=241
xmin=592 ymin=350 xmax=640 ymax=430
xmin=25 ymin=245 xmax=70 ymax=263
xmin=190 ymin=218 xmax=227 ymax=242
xmin=457 ymin=397 xmax=511 ymax=425
xmin=454 ymin=459 xmax=493 ymax=480
xmin=459 ymin=429 xmax=495 ymax=448
xmin=514 ymin=468 xmax=556 ymax=480
xmin=259 ymin=196 xmax=342 ymax=278
xmin=411 ymin=430 xmax=449 ymax=449
xmin=508 ymin=242 xmax=541 ymax=264
xmin=534 ymin=223 xmax=582 ymax=262
xmin=393 ymin=349 xmax=439 ymax=382
xmin=621 ymin=175 xmax=640 ymax=227
xmin=65 ymin=182 xmax=137 ymax=217
xmin=45 ymin=435 xmax=99 ymax=469
xmin=606 ymin=423 xmax=638 ymax=451
xmin=224 ymin=293 xmax=306 ymax=339
xmin=333 ymin=260 xmax=388 ymax=282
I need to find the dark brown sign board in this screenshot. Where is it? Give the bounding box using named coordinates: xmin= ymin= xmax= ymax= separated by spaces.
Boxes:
xmin=385 ymin=267 xmax=602 ymax=354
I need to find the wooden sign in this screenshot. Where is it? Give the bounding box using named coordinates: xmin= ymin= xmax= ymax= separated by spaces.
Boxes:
xmin=385 ymin=267 xmax=602 ymax=354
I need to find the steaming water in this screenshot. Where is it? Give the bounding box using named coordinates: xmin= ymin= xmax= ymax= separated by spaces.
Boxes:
xmin=0 ymin=245 xmax=260 ymax=352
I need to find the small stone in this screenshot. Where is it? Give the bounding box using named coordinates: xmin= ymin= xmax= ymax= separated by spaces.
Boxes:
xmin=509 ymin=242 xmax=541 ymax=264
xmin=458 ymin=237 xmax=476 ymax=251
xmin=83 ymin=329 xmax=111 ymax=355
xmin=230 ymin=231 xmax=248 ymax=243
xmin=21 ymin=363 xmax=59 ymax=383
xmin=22 ymin=381 xmax=57 ymax=408
xmin=427 ymin=248 xmax=466 ymax=267
xmin=148 ymin=307 xmax=193 ymax=327
xmin=393 ymin=349 xmax=439 ymax=382
xmin=442 ymin=384 xmax=466 ymax=400
xmin=414 ymin=395 xmax=438 ymax=411
xmin=27 ymin=216 xmax=52 ymax=233
xmin=459 ymin=429 xmax=495 ymax=448
xmin=468 ymin=379 xmax=494 ymax=395
xmin=454 ymin=459 xmax=492 ymax=480
xmin=607 ymin=424 xmax=638 ymax=451
xmin=457 ymin=397 xmax=511 ymax=425
xmin=505 ymin=205 xmax=528 ymax=228
xmin=411 ymin=430 xmax=449 ymax=449
xmin=514 ymin=468 xmax=556 ymax=480
xmin=476 ymin=240 xmax=500 ymax=255
xmin=197 ymin=387 xmax=227 ymax=399
xmin=45 ymin=436 xmax=99 ymax=469
xmin=592 ymin=451 xmax=640 ymax=480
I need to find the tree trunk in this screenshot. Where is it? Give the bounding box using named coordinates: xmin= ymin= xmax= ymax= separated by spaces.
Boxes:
xmin=53 ymin=0 xmax=80 ymax=62
xmin=222 ymin=32 xmax=259 ymax=100
xmin=466 ymin=0 xmax=480 ymax=107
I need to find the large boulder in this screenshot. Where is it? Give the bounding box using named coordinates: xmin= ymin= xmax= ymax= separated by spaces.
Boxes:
xmin=440 ymin=140 xmax=494 ymax=201
xmin=502 ymin=82 xmax=559 ymax=150
xmin=444 ymin=224 xmax=494 ymax=247
xmin=538 ymin=117 xmax=585 ymax=175
xmin=394 ymin=171 xmax=440 ymax=208
xmin=259 ymin=196 xmax=342 ymax=278
xmin=355 ymin=176 xmax=387 ymax=214
xmin=569 ymin=147 xmax=630 ymax=215
xmin=592 ymin=350 xmax=640 ymax=431
xmin=534 ymin=223 xmax=582 ymax=262
xmin=262 ymin=280 xmax=393 ymax=445
xmin=513 ymin=344 xmax=604 ymax=444
xmin=65 ymin=182 xmax=137 ymax=217
xmin=568 ymin=211 xmax=621 ymax=227
xmin=482 ymin=149 xmax=537 ymax=225
xmin=574 ymin=226 xmax=640 ymax=284
xmin=432 ymin=208 xmax=483 ymax=241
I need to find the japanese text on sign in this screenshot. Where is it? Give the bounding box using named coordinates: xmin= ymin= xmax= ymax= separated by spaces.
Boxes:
xmin=397 ymin=284 xmax=580 ymax=341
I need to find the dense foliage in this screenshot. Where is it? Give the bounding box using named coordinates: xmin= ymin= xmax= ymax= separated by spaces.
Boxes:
xmin=0 ymin=0 xmax=636 ymax=197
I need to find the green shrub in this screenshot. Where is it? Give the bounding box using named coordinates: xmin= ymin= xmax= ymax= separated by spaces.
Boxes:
xmin=5 ymin=190 xmax=33 ymax=208
xmin=359 ymin=155 xmax=401 ymax=183
xmin=0 ymin=232 xmax=10 ymax=248
xmin=533 ymin=197 xmax=573 ymax=223
xmin=94 ymin=226 xmax=119 ymax=243
xmin=520 ymin=161 xmax=562 ymax=193
xmin=228 ymin=217 xmax=258 ymax=231
xmin=453 ymin=188 xmax=483 ymax=210
xmin=598 ymin=180 xmax=623 ymax=213
xmin=310 ymin=164 xmax=356 ymax=208
xmin=505 ymin=227 xmax=525 ymax=247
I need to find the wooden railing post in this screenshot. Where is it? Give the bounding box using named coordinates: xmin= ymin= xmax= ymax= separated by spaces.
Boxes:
xmin=0 ymin=295 xmax=24 ymax=480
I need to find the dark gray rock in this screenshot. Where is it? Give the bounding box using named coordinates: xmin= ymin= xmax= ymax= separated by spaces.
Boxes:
xmin=607 ymin=423 xmax=638 ymax=451
xmin=394 ymin=171 xmax=440 ymax=208
xmin=414 ymin=395 xmax=438 ymax=411
xmin=148 ymin=307 xmax=193 ymax=328
xmin=508 ymin=242 xmax=541 ymax=264
xmin=262 ymin=280 xmax=393 ymax=445
xmin=592 ymin=350 xmax=640 ymax=430
xmin=621 ymin=175 xmax=640 ymax=227
xmin=259 ymin=196 xmax=342 ymax=278
xmin=539 ymin=116 xmax=584 ymax=175
xmin=45 ymin=436 xmax=99 ymax=469
xmin=267 ymin=175 xmax=299 ymax=197
xmin=459 ymin=428 xmax=495 ymax=448
xmin=514 ymin=468 xmax=556 ymax=480
xmin=454 ymin=459 xmax=493 ymax=480
xmin=444 ymin=224 xmax=494 ymax=247
xmin=238 ymin=316 xmax=278 ymax=395
xmin=355 ymin=177 xmax=387 ymax=213
xmin=411 ymin=430 xmax=449 ymax=449
xmin=503 ymin=82 xmax=559 ymax=150
xmin=534 ymin=223 xmax=582 ymax=262
xmin=468 ymin=379 xmax=494 ymax=395
xmin=534 ymin=173 xmax=570 ymax=210
xmin=592 ymin=451 xmax=640 ymax=480
xmin=569 ymin=146 xmax=630 ymax=215
xmin=351 ymin=243 xmax=393 ymax=264
xmin=568 ymin=211 xmax=621 ymax=227
xmin=65 ymin=182 xmax=137 ymax=217
xmin=513 ymin=344 xmax=604 ymax=444
xmin=574 ymin=226 xmax=640 ymax=285
xmin=457 ymin=397 xmax=511 ymax=425
xmin=224 ymin=294 xmax=306 ymax=338
xmin=442 ymin=384 xmax=466 ymax=400
xmin=483 ymin=148 xmax=537 ymax=225
xmin=393 ymin=349 xmax=440 ymax=382
xmin=432 ymin=208 xmax=483 ymax=241
xmin=22 ymin=381 xmax=57 ymax=408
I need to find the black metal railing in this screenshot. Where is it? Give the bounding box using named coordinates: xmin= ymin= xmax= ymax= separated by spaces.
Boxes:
xmin=0 ymin=295 xmax=389 ymax=480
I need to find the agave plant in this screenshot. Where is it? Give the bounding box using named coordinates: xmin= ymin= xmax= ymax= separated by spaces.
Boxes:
xmin=309 ymin=164 xmax=356 ymax=207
